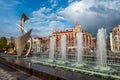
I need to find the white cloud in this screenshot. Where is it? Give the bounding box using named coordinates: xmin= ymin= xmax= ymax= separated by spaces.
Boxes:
xmin=31 ymin=7 xmax=64 ymax=22
xmin=27 ymin=20 xmax=65 ymax=37
xmin=49 ymin=21 xmax=64 ymax=31
xmin=59 ymin=0 xmax=95 ymax=22
xmin=48 ymin=13 xmax=57 ymax=20
xmin=49 ymin=0 xmax=58 ymax=8
xmin=58 ymin=0 xmax=120 ymax=34
xmin=57 ymin=16 xmax=65 ymax=20
xmin=32 ymin=7 xmax=51 ymax=17
xmin=26 ymin=7 xmax=65 ymax=37
xmin=58 ymin=0 xmax=96 ymax=24
xmin=48 ymin=13 xmax=65 ymax=20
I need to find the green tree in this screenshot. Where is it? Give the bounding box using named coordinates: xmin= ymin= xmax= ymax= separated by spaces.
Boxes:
xmin=0 ymin=36 xmax=7 ymax=49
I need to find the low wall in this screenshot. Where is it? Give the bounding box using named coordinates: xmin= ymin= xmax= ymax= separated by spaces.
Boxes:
xmin=0 ymin=57 xmax=111 ymax=80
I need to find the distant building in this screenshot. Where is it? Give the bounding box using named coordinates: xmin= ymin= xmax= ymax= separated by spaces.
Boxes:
xmin=43 ymin=22 xmax=93 ymax=52
xmin=91 ymin=37 xmax=96 ymax=51
xmin=41 ymin=36 xmax=51 ymax=51
xmin=31 ymin=37 xmax=42 ymax=53
xmin=110 ymin=25 xmax=120 ymax=52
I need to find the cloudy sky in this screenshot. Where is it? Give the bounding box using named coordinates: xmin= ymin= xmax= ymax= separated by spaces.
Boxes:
xmin=0 ymin=0 xmax=120 ymax=38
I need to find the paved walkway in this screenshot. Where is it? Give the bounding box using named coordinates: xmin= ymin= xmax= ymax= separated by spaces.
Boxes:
xmin=0 ymin=63 xmax=41 ymax=80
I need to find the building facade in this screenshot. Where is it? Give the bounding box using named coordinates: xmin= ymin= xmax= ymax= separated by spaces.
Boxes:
xmin=49 ymin=22 xmax=93 ymax=52
xmin=110 ymin=25 xmax=120 ymax=52
xmin=91 ymin=37 xmax=96 ymax=51
xmin=31 ymin=37 xmax=42 ymax=53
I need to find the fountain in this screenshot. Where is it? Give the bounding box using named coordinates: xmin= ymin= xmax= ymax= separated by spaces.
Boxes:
xmin=71 ymin=32 xmax=84 ymax=67
xmin=59 ymin=35 xmax=67 ymax=64
xmin=48 ymin=37 xmax=56 ymax=62
xmin=76 ymin=32 xmax=83 ymax=63
xmin=75 ymin=32 xmax=84 ymax=67
xmin=95 ymin=28 xmax=110 ymax=71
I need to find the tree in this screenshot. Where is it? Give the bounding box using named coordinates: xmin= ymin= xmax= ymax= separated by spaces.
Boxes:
xmin=0 ymin=36 xmax=7 ymax=49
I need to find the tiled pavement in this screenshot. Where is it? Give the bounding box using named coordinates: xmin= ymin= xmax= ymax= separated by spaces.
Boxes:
xmin=0 ymin=63 xmax=41 ymax=80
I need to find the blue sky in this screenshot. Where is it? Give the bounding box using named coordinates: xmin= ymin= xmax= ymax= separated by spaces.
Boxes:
xmin=0 ymin=0 xmax=120 ymax=38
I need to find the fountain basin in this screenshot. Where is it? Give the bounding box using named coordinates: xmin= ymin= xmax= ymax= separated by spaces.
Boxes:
xmin=0 ymin=56 xmax=119 ymax=80
xmin=99 ymin=66 xmax=110 ymax=71
xmin=47 ymin=59 xmax=54 ymax=63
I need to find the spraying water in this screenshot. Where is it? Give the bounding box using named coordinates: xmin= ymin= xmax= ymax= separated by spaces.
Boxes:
xmin=76 ymin=32 xmax=83 ymax=63
xmin=93 ymin=28 xmax=110 ymax=71
xmin=96 ymin=28 xmax=107 ymax=67
xmin=61 ymin=35 xmax=67 ymax=61
xmin=49 ymin=37 xmax=56 ymax=60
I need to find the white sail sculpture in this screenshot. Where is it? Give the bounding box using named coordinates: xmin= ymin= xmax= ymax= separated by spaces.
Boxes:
xmin=14 ymin=13 xmax=32 ymax=57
